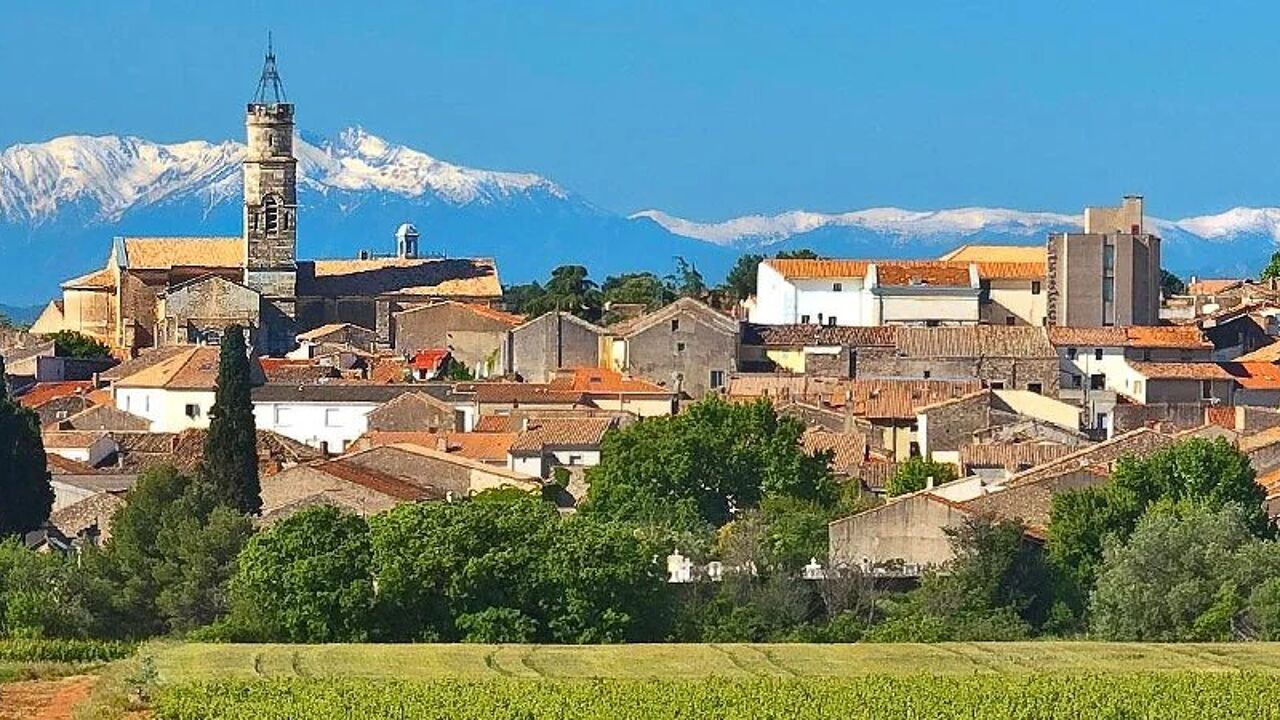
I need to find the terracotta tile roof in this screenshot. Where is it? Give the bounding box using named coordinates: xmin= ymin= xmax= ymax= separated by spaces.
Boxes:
xmin=111 ymin=431 xmax=178 ymax=454
xmin=58 ymin=404 xmax=150 ymax=432
xmin=296 ymin=323 xmax=375 ymax=342
xmin=1222 ymin=362 xmax=1280 ymax=390
xmin=1188 ymin=279 xmax=1245 ymax=296
xmin=895 ymin=326 xmax=1055 ymax=358
xmin=1128 ymin=361 xmax=1234 ymax=381
xmin=1008 ymin=428 xmax=1175 ymax=487
xmin=17 ymin=381 xmax=94 ymax=408
xmin=474 ymin=415 xmax=521 ymax=433
xmin=45 ymin=453 xmax=100 ymax=475
xmin=258 ymin=358 xmax=338 ymax=384
xmin=510 ymin=417 xmax=617 ymax=453
xmin=357 ymin=431 xmax=517 ymax=463
xmin=874 ymin=261 xmax=974 ymax=287
xmin=741 ymin=324 xmax=898 ymax=347
xmin=726 ymin=374 xmax=846 ymax=402
xmin=548 ymin=368 xmax=671 ymax=394
xmin=60 ymin=266 xmax=116 ymax=290
xmin=764 ymin=258 xmax=869 ymax=280
xmin=1235 ymin=343 xmax=1280 ymax=363
xmin=348 ymin=443 xmax=540 ymax=485
xmin=961 ymin=468 xmax=1107 ymax=536
xmin=940 ymin=245 xmax=1047 ymax=264
xmin=167 ymin=429 xmax=325 ymax=477
xmin=1047 ymin=326 xmax=1211 ymax=350
xmin=49 ymin=492 xmax=126 ymax=542
xmin=452 ymin=302 xmax=525 ymax=326
xmin=1205 ymin=405 xmax=1237 ymax=429
xmin=960 ymin=443 xmax=1073 ymax=471
xmin=474 ymin=383 xmax=589 ymax=405
xmin=99 ymin=346 xmax=190 ymax=382
xmin=801 ymin=428 xmax=868 ymax=474
xmin=42 ymin=430 xmax=109 ymax=449
xmin=412 ymin=349 xmax=451 ymax=372
xmin=369 ymin=355 xmax=410 ymax=384
xmin=832 ymin=379 xmax=983 ymax=420
xmin=121 ymin=237 xmax=242 ymax=270
xmin=297 ymin=258 xmax=501 ymax=299
xmin=975 ymin=261 xmax=1046 ymax=281
xmin=316 ymin=459 xmax=437 ymax=501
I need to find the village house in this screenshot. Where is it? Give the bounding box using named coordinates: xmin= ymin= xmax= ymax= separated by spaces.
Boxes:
xmin=605 ymin=297 xmax=740 ymax=398
xmin=506 ymin=416 xmax=617 ymax=478
xmin=110 ymin=345 xmax=265 ymax=433
xmin=503 ymin=311 xmax=609 ymax=383
xmin=392 ymin=300 xmax=524 ymax=377
xmin=546 ymin=367 xmax=677 ymax=417
xmin=938 ymin=244 xmax=1049 ymax=326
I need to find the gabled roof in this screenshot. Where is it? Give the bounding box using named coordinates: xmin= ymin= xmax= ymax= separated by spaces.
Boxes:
xmin=548 ymin=367 xmax=672 ymax=395
xmin=296 ymin=257 xmax=501 ymax=298
xmin=42 ymin=430 xmax=111 ymax=449
xmin=120 ymin=237 xmax=242 ymax=270
xmin=1007 ymin=428 xmax=1174 ymax=487
xmin=801 ymin=428 xmax=868 ymax=474
xmin=617 ymin=297 xmax=738 ymax=337
xmin=1127 ymin=361 xmax=1233 ymax=381
xmin=100 ymin=346 xmax=191 ymax=382
xmin=1187 ymin=278 xmax=1246 ymax=296
xmin=17 ymin=381 xmax=94 ymax=408
xmin=370 ymin=390 xmax=457 ymax=418
xmin=874 ymin=261 xmax=974 ymax=287
xmin=1235 ymin=342 xmax=1280 ymax=363
xmin=313 ymin=458 xmax=437 ymax=502
xmin=473 ymin=383 xmax=589 ymax=405
xmin=960 ymin=442 xmax=1073 ymax=471
xmin=509 ymin=417 xmax=617 ymax=453
xmin=58 ymin=404 xmax=152 ymax=433
xmin=412 ymin=349 xmax=451 ymax=372
xmin=393 ymin=300 xmax=524 ymax=326
xmin=1047 ymin=325 xmax=1211 ymax=350
xmin=113 ymin=346 xmax=264 ymax=390
xmin=297 ymin=323 xmax=374 ymax=342
xmin=49 ymin=492 xmax=126 ymax=542
xmin=974 ymin=262 xmax=1046 ymax=281
xmin=833 ymin=379 xmax=983 ymax=420
xmin=61 ymin=266 xmax=116 ymax=291
xmin=764 ymin=258 xmax=870 ymax=280
xmin=45 ymin=453 xmax=100 ymax=475
xmin=511 ymin=310 xmax=609 ymax=336
xmin=740 ymin=323 xmax=898 ymax=347
xmin=940 ymin=244 xmax=1047 ymax=264
xmin=341 ymin=443 xmax=540 ymax=486
xmin=1221 ymin=361 xmax=1280 ymax=390
xmin=357 ymin=431 xmax=519 ymax=463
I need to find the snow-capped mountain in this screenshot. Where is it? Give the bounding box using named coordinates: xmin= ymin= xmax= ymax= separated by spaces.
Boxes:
xmin=2 ymin=126 xmax=1280 ymax=305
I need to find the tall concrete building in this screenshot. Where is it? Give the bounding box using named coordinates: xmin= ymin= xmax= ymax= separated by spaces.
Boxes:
xmin=1046 ymin=196 xmax=1160 ymax=327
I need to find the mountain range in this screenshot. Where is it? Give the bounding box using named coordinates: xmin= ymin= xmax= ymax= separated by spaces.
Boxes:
xmin=1 ymin=127 xmax=1279 ymax=304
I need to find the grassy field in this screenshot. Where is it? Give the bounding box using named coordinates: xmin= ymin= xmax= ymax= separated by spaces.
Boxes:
xmin=147 ymin=642 xmax=1280 ymax=683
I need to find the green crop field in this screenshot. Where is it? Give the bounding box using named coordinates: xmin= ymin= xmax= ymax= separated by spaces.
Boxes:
xmin=148 ymin=642 xmax=1280 ymax=682
xmin=110 ymin=643 xmax=1280 ymax=719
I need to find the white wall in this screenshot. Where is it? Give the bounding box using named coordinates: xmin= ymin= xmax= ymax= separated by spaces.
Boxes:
xmin=507 ymin=448 xmax=603 ymax=478
xmin=253 ymin=401 xmax=380 ymax=453
xmin=1056 ymin=346 xmax=1131 ymax=396
xmin=989 ymin=280 xmax=1047 ymax=326
xmin=750 ymin=264 xmax=870 ymax=325
xmin=115 ymin=387 xmax=215 ymax=433
xmin=879 ymin=293 xmax=980 ymax=324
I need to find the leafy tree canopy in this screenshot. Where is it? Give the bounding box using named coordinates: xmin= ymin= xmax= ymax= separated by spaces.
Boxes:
xmin=885 ymin=456 xmax=958 ymax=497
xmin=0 ymin=353 xmax=53 ymax=537
xmin=1160 ymin=269 xmax=1186 ymax=297
xmin=583 ymin=396 xmax=836 ymax=528
xmin=47 ymin=330 xmax=111 ymax=359
xmin=1263 ymin=251 xmax=1280 ymax=281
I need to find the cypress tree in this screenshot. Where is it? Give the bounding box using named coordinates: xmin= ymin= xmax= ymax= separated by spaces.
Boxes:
xmin=0 ymin=354 xmax=55 ymax=535
xmin=201 ymin=325 xmax=262 ymax=515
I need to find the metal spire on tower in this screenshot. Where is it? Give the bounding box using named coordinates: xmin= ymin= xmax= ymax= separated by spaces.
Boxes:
xmin=252 ymin=32 xmax=288 ymax=104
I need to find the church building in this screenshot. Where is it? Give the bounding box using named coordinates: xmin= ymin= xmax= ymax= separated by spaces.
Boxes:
xmin=33 ymin=46 xmax=502 ymax=356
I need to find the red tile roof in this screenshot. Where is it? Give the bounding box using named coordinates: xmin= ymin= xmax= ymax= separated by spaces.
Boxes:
xmin=474 ymin=383 xmax=589 ymax=405
xmin=1128 ymin=361 xmax=1234 ymax=381
xmin=549 ymin=368 xmax=671 ymax=394
xmin=412 ymin=349 xmax=451 ymax=372
xmin=1222 ymin=362 xmax=1280 ymax=390
xmin=1048 ymin=326 xmax=1211 ymax=350
xmin=874 ymin=261 xmax=973 ymax=287
xmin=17 ymin=382 xmax=94 ymax=408
xmin=356 ymin=431 xmax=517 ymax=463
xmin=509 ymin=418 xmax=617 ymax=453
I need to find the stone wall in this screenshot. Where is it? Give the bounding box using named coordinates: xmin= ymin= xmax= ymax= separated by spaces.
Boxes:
xmin=856 ymin=349 xmax=1058 ymax=393
xmin=920 ymin=392 xmax=991 ymax=453
xmin=626 ymin=310 xmax=737 ymax=397
xmin=392 ymin=303 xmax=514 ymax=369
xmin=507 ymin=313 xmax=602 ymax=383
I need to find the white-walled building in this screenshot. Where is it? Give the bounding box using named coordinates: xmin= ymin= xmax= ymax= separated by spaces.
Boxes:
xmin=251 ymin=383 xmax=473 ymax=454
xmin=109 ymin=346 xmax=263 ymax=433
xmin=506 ymin=416 xmax=616 ymax=479
xmin=751 ymin=259 xmax=983 ymax=327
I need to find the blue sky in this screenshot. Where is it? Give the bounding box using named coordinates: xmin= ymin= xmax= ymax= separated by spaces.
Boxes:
xmin=0 ymin=1 xmax=1276 ymax=220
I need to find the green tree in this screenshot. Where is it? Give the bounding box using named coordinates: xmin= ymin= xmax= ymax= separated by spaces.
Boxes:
xmin=584 ymin=396 xmax=836 ymax=528
xmin=1089 ymin=502 xmax=1280 ymax=641
xmin=0 ymin=354 xmax=53 ymax=537
xmin=521 ymin=265 xmax=603 ymax=322
xmin=1263 ymin=250 xmax=1280 ymax=281
xmin=1160 ymin=269 xmax=1186 ymax=297
xmin=90 ymin=466 xmax=252 ymax=635
xmin=884 ymin=456 xmax=957 ymax=497
xmin=719 ymin=254 xmax=764 ymax=302
xmin=201 ymin=325 xmax=261 ymax=515
xmin=776 ymin=249 xmax=819 ymax=260
xmin=667 ymin=257 xmax=707 ymax=298
xmin=47 ymin=330 xmax=111 ymax=358
xmin=1047 ymin=437 xmax=1264 ymax=610
xmin=501 ymin=281 xmax=544 ymax=315
xmin=226 ymin=505 xmax=374 ymax=643
xmin=442 ymin=357 xmax=474 ymax=381
xmin=601 ymin=272 xmax=674 ymax=319
xmin=0 ymin=539 xmax=96 ymax=638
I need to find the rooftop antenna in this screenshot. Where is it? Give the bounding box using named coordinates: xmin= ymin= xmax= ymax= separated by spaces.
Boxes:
xmin=253 ymin=32 xmax=288 ymax=104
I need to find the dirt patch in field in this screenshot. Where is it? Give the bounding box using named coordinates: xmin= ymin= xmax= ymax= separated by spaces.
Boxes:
xmin=0 ymin=675 xmax=96 ymax=720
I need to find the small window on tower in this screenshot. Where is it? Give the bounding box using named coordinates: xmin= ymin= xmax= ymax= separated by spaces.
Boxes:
xmin=264 ymin=196 xmax=280 ymax=237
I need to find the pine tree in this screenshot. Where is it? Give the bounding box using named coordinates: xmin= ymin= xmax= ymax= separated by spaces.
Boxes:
xmin=0 ymin=354 xmax=55 ymax=535
xmin=201 ymin=325 xmax=262 ymax=515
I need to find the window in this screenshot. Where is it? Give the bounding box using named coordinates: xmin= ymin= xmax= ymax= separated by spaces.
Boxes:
xmin=989 ymin=381 xmax=1005 ymax=390
xmin=676 ymin=342 xmax=686 ymax=352
xmin=1067 ymin=348 xmax=1077 ymax=360
xmin=1103 ymin=244 xmax=1116 ymax=273
xmin=1201 ymin=380 xmax=1213 ymax=400
xmin=325 ymin=408 xmax=342 ymax=427
xmin=979 ymin=279 xmax=991 ymax=304
xmin=1005 ymin=316 xmax=1015 ymax=326
xmin=1071 ymin=374 xmax=1082 ymax=388
xmin=923 ymin=370 xmax=931 ymax=379
xmin=184 ymin=404 xmax=201 ymax=420
xmin=826 ymin=316 xmax=837 ymax=327
xmin=710 ymin=370 xmax=726 ymax=389
xmin=670 ymin=319 xmax=680 ymax=332
xmin=1031 ymin=281 xmax=1042 ymax=295
xmin=833 ymin=282 xmax=843 ymax=292
xmin=800 ymin=314 xmax=811 ymax=324
xmin=274 ymin=406 xmax=293 ymax=427
xmin=818 ymin=313 xmax=824 ymax=325
xmin=1142 ymin=349 xmax=1152 ymax=361
xmin=1102 ymin=277 xmax=1115 ymax=302
xmin=568 ymin=454 xmax=583 ymax=466
xmin=264 ymin=195 xmax=280 ymax=237
xmin=1090 ymin=374 xmax=1105 ymax=390
xmin=1027 ymin=383 xmax=1042 ymax=395
xmin=55 ymin=410 xmax=68 ymax=420
xmin=1094 ymin=349 xmax=1103 ymax=361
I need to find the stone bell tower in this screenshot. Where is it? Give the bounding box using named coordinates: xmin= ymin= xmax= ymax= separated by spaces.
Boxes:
xmin=243 ymin=36 xmax=298 ymax=352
